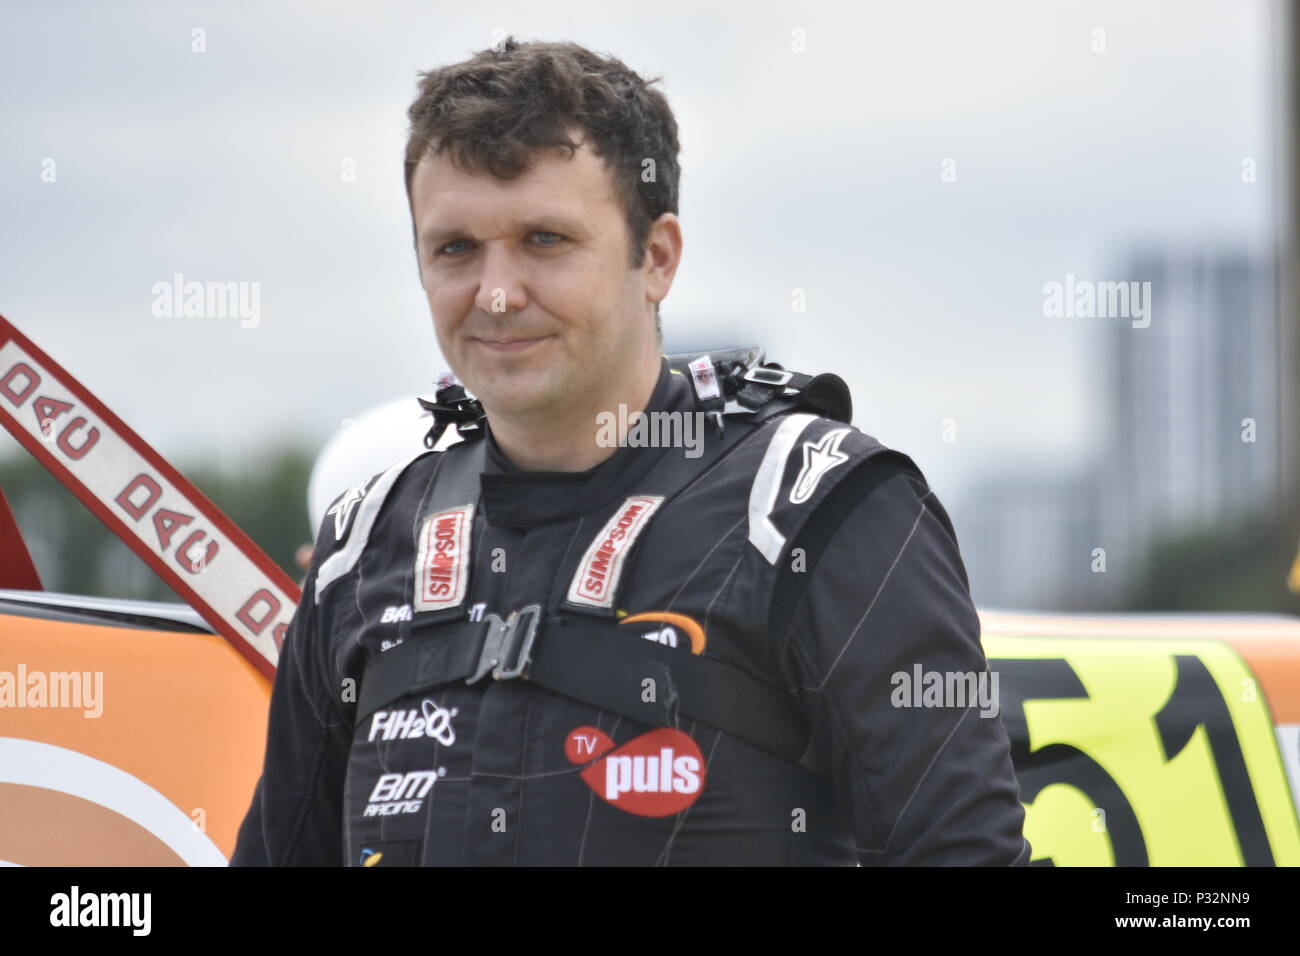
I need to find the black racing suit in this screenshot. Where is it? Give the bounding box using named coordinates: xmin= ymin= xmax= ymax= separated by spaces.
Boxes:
xmin=231 ymin=354 xmax=1030 ymax=866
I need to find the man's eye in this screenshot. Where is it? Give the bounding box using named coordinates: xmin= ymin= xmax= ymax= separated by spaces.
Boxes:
xmin=434 ymin=233 xmax=563 ymax=258
xmin=437 ymin=239 xmax=473 ymax=257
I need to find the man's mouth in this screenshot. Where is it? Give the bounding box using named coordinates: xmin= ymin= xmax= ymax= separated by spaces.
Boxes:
xmin=474 ymin=335 xmax=553 ymax=353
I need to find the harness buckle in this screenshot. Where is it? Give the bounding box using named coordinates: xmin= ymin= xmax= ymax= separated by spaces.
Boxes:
xmin=743 ymin=367 xmax=793 ymax=387
xmin=494 ymin=604 xmax=541 ymax=680
xmin=467 ymin=604 xmax=542 ymax=684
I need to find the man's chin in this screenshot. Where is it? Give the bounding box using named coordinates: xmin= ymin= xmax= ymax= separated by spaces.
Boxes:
xmin=468 ymin=370 xmax=563 ymax=417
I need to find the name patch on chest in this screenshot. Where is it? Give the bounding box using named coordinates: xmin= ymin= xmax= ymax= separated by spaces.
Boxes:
xmin=414 ymin=503 xmax=474 ymax=612
xmin=566 ymin=495 xmax=663 ymax=609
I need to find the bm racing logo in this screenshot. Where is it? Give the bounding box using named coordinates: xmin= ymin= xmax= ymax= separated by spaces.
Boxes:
xmin=565 ymin=726 xmax=706 ymax=817
xmin=364 ymin=768 xmax=444 ymax=817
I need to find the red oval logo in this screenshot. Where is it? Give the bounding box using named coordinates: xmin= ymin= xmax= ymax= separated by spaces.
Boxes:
xmin=565 ymin=726 xmax=706 ymax=818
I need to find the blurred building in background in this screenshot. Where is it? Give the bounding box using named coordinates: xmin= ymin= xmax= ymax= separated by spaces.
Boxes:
xmin=1112 ymin=247 xmax=1278 ymax=548
xmin=959 ymin=245 xmax=1279 ymax=611
xmin=953 ymin=469 xmax=1112 ymax=611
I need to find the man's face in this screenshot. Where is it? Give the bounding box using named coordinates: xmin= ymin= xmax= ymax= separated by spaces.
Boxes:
xmin=410 ymin=136 xmax=660 ymax=420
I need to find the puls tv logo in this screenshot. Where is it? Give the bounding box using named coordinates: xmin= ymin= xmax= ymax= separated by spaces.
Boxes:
xmin=565 ymin=726 xmax=705 ymax=817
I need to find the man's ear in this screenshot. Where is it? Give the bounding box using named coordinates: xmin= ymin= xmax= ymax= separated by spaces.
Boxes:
xmin=411 ymin=221 xmax=424 ymax=283
xmin=643 ymin=213 xmax=683 ymax=311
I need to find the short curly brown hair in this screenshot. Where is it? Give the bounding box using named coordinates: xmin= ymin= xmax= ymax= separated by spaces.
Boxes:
xmin=403 ymin=37 xmax=681 ymax=332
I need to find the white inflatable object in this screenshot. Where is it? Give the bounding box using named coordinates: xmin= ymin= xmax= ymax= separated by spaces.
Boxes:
xmin=306 ymin=395 xmax=456 ymax=535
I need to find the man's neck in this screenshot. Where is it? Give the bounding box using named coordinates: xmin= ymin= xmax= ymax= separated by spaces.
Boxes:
xmin=486 ymin=354 xmax=662 ymax=472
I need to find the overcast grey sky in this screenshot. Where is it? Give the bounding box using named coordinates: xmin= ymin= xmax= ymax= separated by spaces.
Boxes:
xmin=0 ymin=0 xmax=1281 ymax=525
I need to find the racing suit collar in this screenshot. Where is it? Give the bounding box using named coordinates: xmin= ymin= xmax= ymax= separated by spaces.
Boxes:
xmin=479 ymin=355 xmax=689 ymax=529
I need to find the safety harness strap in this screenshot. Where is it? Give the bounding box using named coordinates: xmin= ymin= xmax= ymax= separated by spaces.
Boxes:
xmin=557 ymin=390 xmax=764 ymax=617
xmin=354 ymin=612 xmax=815 ymax=769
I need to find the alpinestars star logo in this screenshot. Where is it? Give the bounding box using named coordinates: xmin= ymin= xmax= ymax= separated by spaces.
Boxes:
xmin=565 ymin=726 xmax=706 ymax=817
xmin=789 ymin=427 xmax=851 ymax=504
xmin=327 ymin=481 xmax=368 ymax=540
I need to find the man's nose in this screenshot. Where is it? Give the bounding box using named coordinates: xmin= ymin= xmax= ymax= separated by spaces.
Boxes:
xmin=473 ymin=240 xmax=529 ymax=316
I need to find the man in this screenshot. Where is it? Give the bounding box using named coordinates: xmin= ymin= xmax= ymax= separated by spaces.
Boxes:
xmin=232 ymin=37 xmax=1030 ymax=866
